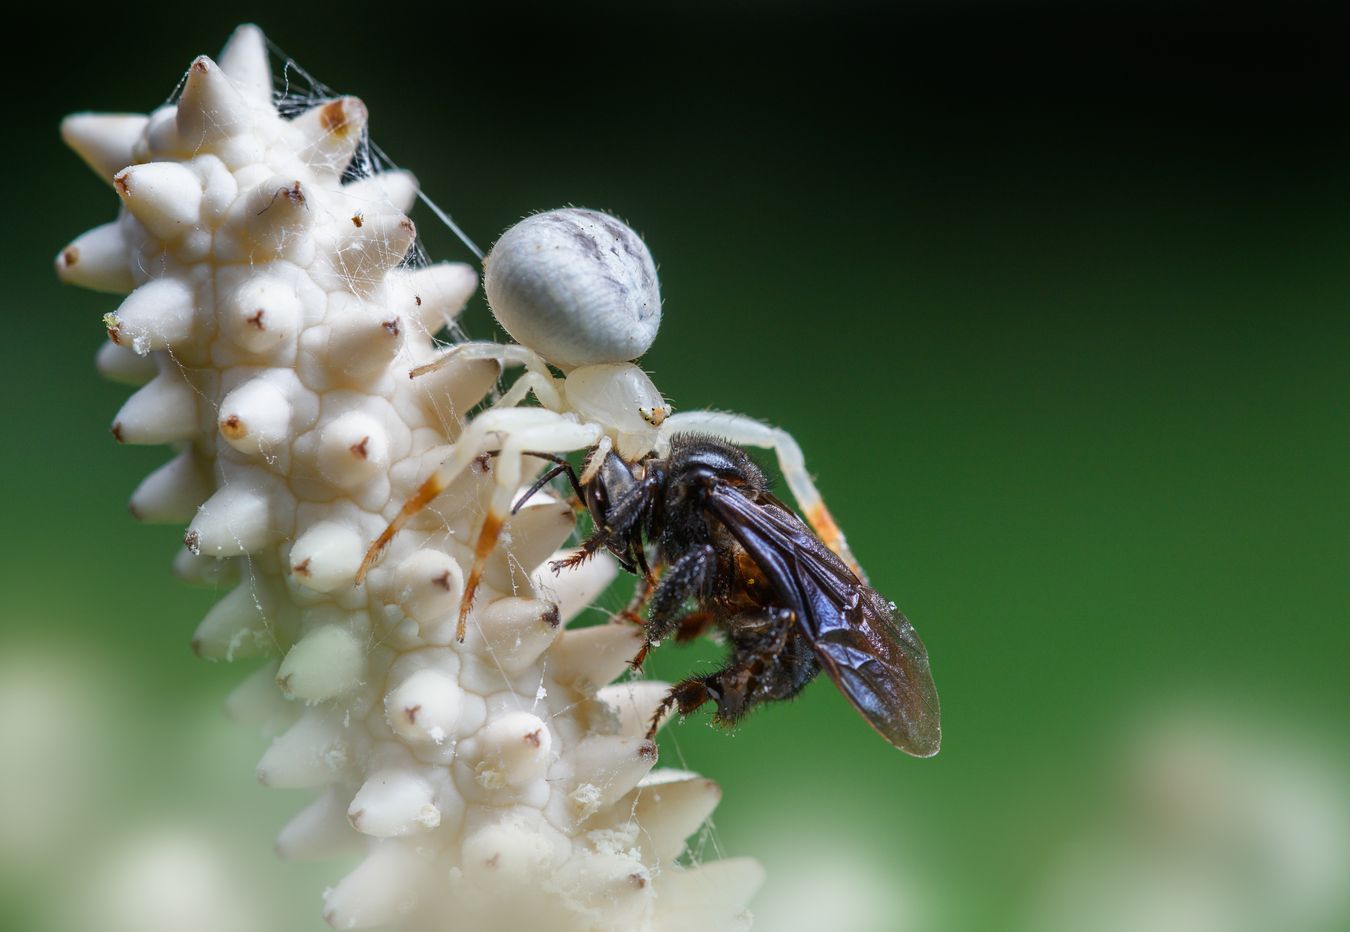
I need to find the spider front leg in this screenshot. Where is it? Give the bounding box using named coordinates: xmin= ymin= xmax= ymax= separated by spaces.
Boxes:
xmin=410 ymin=340 xmax=564 ymax=411
xmin=657 ymin=410 xmax=864 ymax=579
xmin=456 ymin=416 xmax=603 ymax=642
xmin=356 ymin=408 xmax=589 ymax=585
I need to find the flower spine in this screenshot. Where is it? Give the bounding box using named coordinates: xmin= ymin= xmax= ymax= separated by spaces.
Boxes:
xmin=58 ymin=25 xmax=761 ymax=930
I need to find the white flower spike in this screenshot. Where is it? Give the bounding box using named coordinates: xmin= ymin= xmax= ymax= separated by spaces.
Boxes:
xmin=58 ymin=24 xmax=761 ymax=932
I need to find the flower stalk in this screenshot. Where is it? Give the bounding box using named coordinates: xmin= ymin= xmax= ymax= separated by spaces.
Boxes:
xmin=58 ymin=24 xmax=761 ymax=930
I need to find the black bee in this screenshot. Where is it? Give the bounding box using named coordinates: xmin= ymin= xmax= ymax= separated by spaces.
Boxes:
xmin=522 ymin=433 xmax=941 ymax=757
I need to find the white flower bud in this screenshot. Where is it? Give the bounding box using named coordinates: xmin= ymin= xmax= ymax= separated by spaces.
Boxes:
xmin=385 ymin=667 xmax=463 ymax=744
xmin=478 ymin=712 xmax=551 ymax=787
xmin=288 ymin=521 xmax=365 ymax=592
xmin=277 ymin=624 xmax=364 ymax=701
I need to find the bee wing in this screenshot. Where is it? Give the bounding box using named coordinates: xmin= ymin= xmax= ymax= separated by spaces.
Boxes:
xmin=707 ymin=484 xmax=942 ymax=757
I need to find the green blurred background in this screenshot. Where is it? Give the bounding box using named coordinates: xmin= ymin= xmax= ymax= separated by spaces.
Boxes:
xmin=3 ymin=3 xmax=1348 ymax=930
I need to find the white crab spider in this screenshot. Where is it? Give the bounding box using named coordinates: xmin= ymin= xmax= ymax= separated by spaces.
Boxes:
xmin=356 ymin=207 xmax=859 ymax=640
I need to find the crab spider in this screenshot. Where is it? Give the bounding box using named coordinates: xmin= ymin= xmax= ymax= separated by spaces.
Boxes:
xmin=356 ymin=206 xmax=858 ymax=639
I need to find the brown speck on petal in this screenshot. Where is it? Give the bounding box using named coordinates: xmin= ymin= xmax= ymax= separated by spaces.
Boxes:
xmin=183 ymin=530 xmax=200 ymax=555
xmin=628 ymin=872 xmax=647 ymax=889
xmin=414 ymin=295 xmax=422 ymax=306
xmin=62 ymin=246 xmax=80 ymax=267
xmin=351 ymin=213 xmax=363 ymax=228
xmin=485 ymin=854 xmax=500 ymax=869
xmin=292 ymin=558 xmax=312 ymax=577
xmin=349 ymin=436 xmax=370 ymax=459
xmin=523 ymin=729 xmax=542 ymax=748
xmin=382 ymin=318 xmax=400 ymax=337
xmin=220 ymin=415 xmax=244 ymax=439
xmin=405 ymin=704 xmax=421 ymax=724
xmin=113 ymin=172 xmax=129 ymax=196
xmin=320 ymin=99 xmax=355 ymax=133
xmin=110 ymin=422 xmax=124 ymax=443
xmin=432 ymin=571 xmax=453 ymax=591
xmin=246 ymin=309 xmax=266 ymax=330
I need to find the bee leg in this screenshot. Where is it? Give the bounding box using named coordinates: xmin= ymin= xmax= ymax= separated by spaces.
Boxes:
xmin=646 ymin=678 xmax=719 ymax=739
xmin=549 ymin=528 xmax=612 ymax=573
xmin=674 ymin=610 xmax=716 ymax=643
xmin=643 ymin=544 xmax=715 ymax=655
xmin=655 ymin=411 xmax=865 ymax=579
xmin=627 ymin=610 xmax=712 ymax=673
xmin=550 ymin=473 xmax=654 ymax=575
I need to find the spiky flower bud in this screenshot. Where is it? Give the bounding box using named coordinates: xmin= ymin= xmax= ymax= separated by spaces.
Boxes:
xmin=59 ymin=24 xmax=761 ymax=931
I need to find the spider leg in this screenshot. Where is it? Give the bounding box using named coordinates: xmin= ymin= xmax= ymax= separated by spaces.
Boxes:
xmin=656 ymin=410 xmax=865 ymax=579
xmin=578 ymin=435 xmax=613 ymax=484
xmin=358 ymin=409 xmax=578 ymax=586
xmin=409 ymin=340 xmax=548 ymax=380
xmin=356 ymin=422 xmax=501 ymax=585
xmin=412 ymin=341 xmax=565 ymax=411
xmin=456 ymin=417 xmax=603 ymax=641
